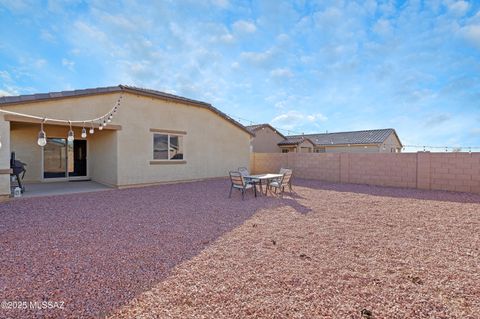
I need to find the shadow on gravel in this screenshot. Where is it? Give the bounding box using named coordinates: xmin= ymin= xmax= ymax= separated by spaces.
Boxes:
xmin=294 ymin=178 xmax=480 ymax=204
xmin=0 ymin=179 xmax=279 ymax=318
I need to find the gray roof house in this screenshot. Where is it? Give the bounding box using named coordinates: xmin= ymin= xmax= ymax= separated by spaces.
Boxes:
xmin=279 ymin=129 xmax=403 ymax=153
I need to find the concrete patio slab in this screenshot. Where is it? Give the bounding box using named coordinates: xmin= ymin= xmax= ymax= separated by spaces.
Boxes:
xmin=18 ymin=180 xmax=112 ymax=198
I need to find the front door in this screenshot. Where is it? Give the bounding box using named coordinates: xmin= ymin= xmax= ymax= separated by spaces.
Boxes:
xmin=43 ymin=139 xmax=87 ymax=179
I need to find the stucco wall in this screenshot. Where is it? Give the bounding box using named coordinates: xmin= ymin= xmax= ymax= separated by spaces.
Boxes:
xmin=0 ymin=115 xmax=11 ymax=197
xmin=3 ymin=92 xmax=251 ymax=188
xmin=381 ymin=133 xmax=402 ymax=152
xmin=114 ymin=94 xmax=251 ymax=187
xmin=251 ymin=152 xmax=480 ymax=194
xmin=250 ymin=127 xmax=284 ymax=153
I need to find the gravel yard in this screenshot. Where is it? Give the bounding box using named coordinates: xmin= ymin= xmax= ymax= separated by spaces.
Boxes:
xmin=1 ymin=179 xmax=480 ymax=318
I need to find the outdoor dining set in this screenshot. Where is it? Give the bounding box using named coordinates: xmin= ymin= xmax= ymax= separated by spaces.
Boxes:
xmin=228 ymin=167 xmax=293 ymax=200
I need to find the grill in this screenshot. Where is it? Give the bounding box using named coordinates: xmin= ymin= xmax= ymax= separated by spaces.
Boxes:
xmin=10 ymin=152 xmax=27 ymax=193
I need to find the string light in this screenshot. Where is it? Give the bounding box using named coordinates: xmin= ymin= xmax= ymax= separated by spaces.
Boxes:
xmin=67 ymin=121 xmax=75 ymax=142
xmin=0 ymin=94 xmax=122 ymax=149
xmin=37 ymin=118 xmax=47 ymax=147
xmin=81 ymin=122 xmax=87 ymax=138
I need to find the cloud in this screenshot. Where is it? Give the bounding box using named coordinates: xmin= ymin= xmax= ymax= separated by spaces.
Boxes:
xmin=232 ymin=20 xmax=256 ymax=33
xmin=445 ymin=0 xmax=469 ymax=16
xmin=272 ymin=111 xmax=328 ymax=130
xmin=0 ymin=89 xmax=15 ymax=97
xmin=61 ymin=58 xmax=75 ymax=71
xmin=240 ymin=49 xmax=275 ymax=67
xmin=424 ymin=113 xmax=452 ymax=127
xmin=460 ymin=24 xmax=480 ymax=48
xmin=270 ymin=68 xmax=293 ymax=78
xmin=40 ymin=30 xmax=56 ymax=42
xmin=373 ymin=18 xmax=392 ymax=35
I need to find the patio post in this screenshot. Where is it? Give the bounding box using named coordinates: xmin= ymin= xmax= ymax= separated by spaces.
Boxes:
xmin=0 ymin=115 xmax=11 ymax=200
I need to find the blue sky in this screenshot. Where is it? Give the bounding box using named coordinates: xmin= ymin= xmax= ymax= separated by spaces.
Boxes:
xmin=0 ymin=0 xmax=479 ymax=151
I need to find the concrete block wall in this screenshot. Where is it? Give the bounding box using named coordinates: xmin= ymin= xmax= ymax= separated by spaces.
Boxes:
xmin=251 ymin=152 xmax=480 ymax=194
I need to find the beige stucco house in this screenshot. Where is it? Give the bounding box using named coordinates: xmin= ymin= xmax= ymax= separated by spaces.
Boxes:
xmin=0 ymin=85 xmax=253 ymax=199
xmin=279 ymin=129 xmax=403 ymax=153
xmin=278 ymin=136 xmax=315 ymax=153
xmin=246 ymin=124 xmax=286 ymax=153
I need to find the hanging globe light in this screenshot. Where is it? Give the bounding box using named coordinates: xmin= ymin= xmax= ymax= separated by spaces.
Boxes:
xmin=67 ymin=121 xmax=74 ymax=142
xmin=81 ymin=127 xmax=87 ymax=138
xmin=89 ymin=121 xmax=94 ymax=134
xmin=37 ymin=119 xmax=47 ymax=147
xmin=98 ymin=120 xmax=103 ymax=131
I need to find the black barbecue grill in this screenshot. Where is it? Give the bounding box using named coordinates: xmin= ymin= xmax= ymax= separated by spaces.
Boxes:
xmin=10 ymin=152 xmax=26 ymax=193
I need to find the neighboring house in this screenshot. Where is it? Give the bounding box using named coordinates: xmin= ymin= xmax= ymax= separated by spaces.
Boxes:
xmin=246 ymin=124 xmax=286 ymax=153
xmin=279 ymin=129 xmax=402 ymax=153
xmin=277 ymin=136 xmax=315 ymax=153
xmin=0 ymin=85 xmax=253 ymax=197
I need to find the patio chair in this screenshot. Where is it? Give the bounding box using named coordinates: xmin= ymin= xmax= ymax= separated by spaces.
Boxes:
xmin=278 ymin=168 xmax=293 ymax=192
xmin=268 ymin=169 xmax=293 ymax=196
xmin=229 ymin=171 xmax=255 ymax=200
xmin=238 ymin=167 xmax=249 ymax=177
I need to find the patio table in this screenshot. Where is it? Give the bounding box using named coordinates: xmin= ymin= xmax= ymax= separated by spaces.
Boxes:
xmin=244 ymin=173 xmax=284 ymax=196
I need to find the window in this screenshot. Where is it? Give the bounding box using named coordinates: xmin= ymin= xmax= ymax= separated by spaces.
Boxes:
xmin=153 ymin=133 xmax=184 ymax=160
xmin=282 ymin=149 xmax=289 ymax=153
xmin=314 ymin=148 xmax=326 ymax=153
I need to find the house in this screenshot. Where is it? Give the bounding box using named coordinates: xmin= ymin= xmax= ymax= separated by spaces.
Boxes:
xmin=277 ymin=136 xmax=315 ymax=153
xmin=246 ymin=124 xmax=286 ymax=153
xmin=0 ymin=85 xmax=254 ymax=198
xmin=280 ymin=129 xmax=403 ymax=153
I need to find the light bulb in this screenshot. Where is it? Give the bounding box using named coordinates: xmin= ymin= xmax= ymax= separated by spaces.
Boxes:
xmin=107 ymin=118 xmax=111 ymax=123
xmin=102 ymin=120 xmax=107 ymax=127
xmin=108 ymin=114 xmax=113 ymax=119
xmin=99 ymin=125 xmax=103 ymax=131
xmin=67 ymin=130 xmax=74 ymax=142
xmin=37 ymin=130 xmax=47 ymax=147
xmin=89 ymin=128 xmax=94 ymax=134
xmin=81 ymin=127 xmax=87 ymax=138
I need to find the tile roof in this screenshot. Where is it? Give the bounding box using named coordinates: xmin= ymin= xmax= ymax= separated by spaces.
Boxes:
xmin=0 ymin=85 xmax=254 ymax=137
xmin=282 ymin=128 xmax=401 ymax=146
xmin=245 ymin=123 xmax=286 ymax=138
xmin=277 ymin=136 xmax=314 ymax=146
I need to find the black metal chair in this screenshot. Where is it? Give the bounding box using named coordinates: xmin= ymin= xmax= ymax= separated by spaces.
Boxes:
xmin=229 ymin=171 xmax=256 ymax=200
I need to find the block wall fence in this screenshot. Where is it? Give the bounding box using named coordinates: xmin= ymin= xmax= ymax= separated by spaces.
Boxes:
xmin=250 ymin=152 xmax=480 ymax=194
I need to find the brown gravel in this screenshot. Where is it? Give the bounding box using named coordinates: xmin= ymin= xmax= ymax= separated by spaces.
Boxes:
xmin=110 ymin=179 xmax=480 ymax=319
xmin=0 ymin=179 xmax=276 ymax=318
xmin=2 ymin=179 xmax=480 ymax=318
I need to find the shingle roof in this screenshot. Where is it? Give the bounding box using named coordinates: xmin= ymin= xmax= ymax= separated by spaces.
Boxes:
xmin=245 ymin=123 xmax=286 ymax=138
xmin=0 ymin=85 xmax=254 ymax=137
xmin=283 ymin=128 xmax=401 ymax=147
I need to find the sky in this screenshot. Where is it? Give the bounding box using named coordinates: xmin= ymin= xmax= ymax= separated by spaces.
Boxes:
xmin=0 ymin=0 xmax=479 ymax=151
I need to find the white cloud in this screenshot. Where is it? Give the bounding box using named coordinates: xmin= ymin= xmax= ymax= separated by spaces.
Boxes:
xmin=272 ymin=111 xmax=328 ymax=129
xmin=240 ymin=49 xmax=275 ymax=67
xmin=210 ymin=0 xmax=229 ymax=8
xmin=445 ymin=0 xmax=469 ymax=16
xmin=40 ymin=30 xmax=56 ymax=42
xmin=373 ymin=18 xmax=392 ymax=35
xmin=62 ymin=58 xmax=75 ymax=71
xmin=233 ymin=20 xmax=256 ymax=33
xmin=0 ymin=89 xmax=15 ymax=97
xmin=270 ymin=68 xmax=293 ymax=78
xmin=460 ymin=24 xmax=480 ymax=48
